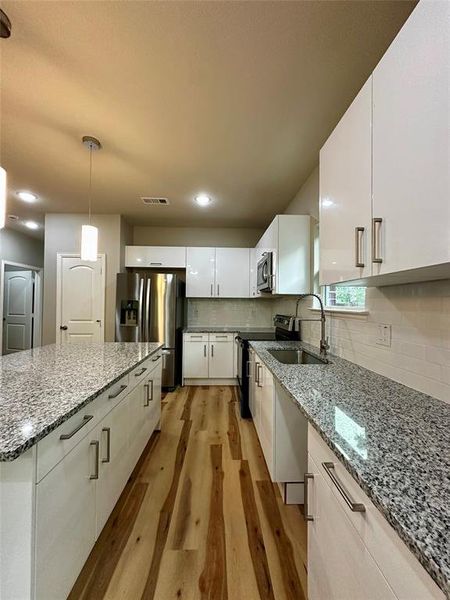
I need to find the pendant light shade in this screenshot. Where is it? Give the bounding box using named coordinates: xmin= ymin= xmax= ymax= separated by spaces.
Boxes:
xmin=80 ymin=136 xmax=101 ymax=262
xmin=81 ymin=224 xmax=98 ymax=261
xmin=0 ymin=166 xmax=6 ymax=230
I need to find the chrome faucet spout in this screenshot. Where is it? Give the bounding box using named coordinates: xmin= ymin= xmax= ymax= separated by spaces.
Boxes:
xmin=295 ymin=293 xmax=329 ymax=357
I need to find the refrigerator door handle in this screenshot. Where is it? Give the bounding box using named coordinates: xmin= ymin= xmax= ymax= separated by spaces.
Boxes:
xmin=144 ymin=278 xmax=151 ymax=342
xmin=138 ymin=278 xmax=145 ymax=341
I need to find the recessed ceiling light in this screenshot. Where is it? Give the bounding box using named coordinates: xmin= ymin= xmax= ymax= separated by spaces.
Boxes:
xmin=17 ymin=191 xmax=38 ymax=203
xmin=24 ymin=220 xmax=39 ymax=230
xmin=195 ymin=194 xmax=212 ymax=207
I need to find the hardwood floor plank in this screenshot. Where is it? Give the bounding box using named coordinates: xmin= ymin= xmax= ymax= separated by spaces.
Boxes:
xmin=153 ymin=550 xmax=199 ymax=600
xmin=239 ymin=460 xmax=275 ymax=600
xmin=181 ymin=386 xmax=197 ymax=421
xmin=140 ymin=419 xmax=193 ymax=600
xmin=257 ymin=480 xmax=306 ymax=600
xmin=227 ymin=399 xmax=242 ymax=460
xmin=199 ymin=444 xmax=228 ymax=600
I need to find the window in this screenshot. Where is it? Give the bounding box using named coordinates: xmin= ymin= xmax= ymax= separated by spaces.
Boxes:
xmin=324 ymin=285 xmax=366 ymax=309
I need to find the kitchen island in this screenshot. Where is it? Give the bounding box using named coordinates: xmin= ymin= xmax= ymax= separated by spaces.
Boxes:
xmin=250 ymin=340 xmax=449 ymax=598
xmin=0 ymin=342 xmax=163 ymax=600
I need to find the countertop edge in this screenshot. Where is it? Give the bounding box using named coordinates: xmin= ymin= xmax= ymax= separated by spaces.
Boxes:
xmin=249 ymin=341 xmax=449 ymax=597
xmin=0 ymin=343 xmax=163 ymax=462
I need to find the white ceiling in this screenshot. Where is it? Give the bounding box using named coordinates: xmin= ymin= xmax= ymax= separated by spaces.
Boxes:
xmin=0 ymin=0 xmax=416 ymax=236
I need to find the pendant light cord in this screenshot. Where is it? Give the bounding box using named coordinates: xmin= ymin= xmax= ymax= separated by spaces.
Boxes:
xmin=88 ymin=145 xmax=93 ymax=225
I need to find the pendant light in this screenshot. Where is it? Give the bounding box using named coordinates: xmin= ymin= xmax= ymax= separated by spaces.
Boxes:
xmin=80 ymin=136 xmax=101 ymax=261
xmin=0 ymin=166 xmax=6 ymax=229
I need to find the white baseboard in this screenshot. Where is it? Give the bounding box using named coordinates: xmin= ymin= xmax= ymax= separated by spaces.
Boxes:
xmin=183 ymin=378 xmax=238 ymax=386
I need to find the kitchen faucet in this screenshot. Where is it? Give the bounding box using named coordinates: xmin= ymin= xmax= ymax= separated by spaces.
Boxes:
xmin=295 ymin=293 xmax=329 ymax=358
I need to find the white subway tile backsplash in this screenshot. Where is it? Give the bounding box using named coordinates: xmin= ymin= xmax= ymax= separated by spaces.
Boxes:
xmin=272 ymin=279 xmax=450 ymax=404
xmin=187 ymin=298 xmax=274 ymax=328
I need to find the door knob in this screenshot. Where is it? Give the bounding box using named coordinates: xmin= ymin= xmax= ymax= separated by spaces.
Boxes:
xmin=60 ymin=325 xmax=68 ymax=330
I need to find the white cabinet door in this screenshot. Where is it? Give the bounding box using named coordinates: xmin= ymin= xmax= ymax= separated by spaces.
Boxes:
xmin=253 ymin=355 xmax=263 ymax=437
xmin=249 ymin=248 xmax=260 ymax=297
xmin=372 ymin=1 xmax=450 ymax=275
xmin=259 ymin=364 xmax=274 ymax=477
xmin=215 ymin=248 xmax=250 ymax=298
xmin=209 ymin=339 xmax=234 ymax=378
xmin=319 ymin=78 xmax=372 ymax=285
xmin=127 ymin=380 xmax=148 ymax=469
xmin=183 ymin=339 xmax=209 ymax=378
xmin=125 ymin=246 xmax=186 ymax=268
xmin=96 ymin=398 xmax=130 ymax=536
xmin=145 ymin=357 xmax=162 ymax=432
xmin=307 ymin=454 xmax=397 ymax=600
xmin=248 ymin=349 xmax=256 ymax=417
xmin=186 ymin=247 xmax=216 ymax=298
xmin=35 ymin=433 xmax=97 ymax=600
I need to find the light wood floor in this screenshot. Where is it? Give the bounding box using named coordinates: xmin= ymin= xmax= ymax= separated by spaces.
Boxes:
xmin=69 ymin=385 xmax=308 ymax=600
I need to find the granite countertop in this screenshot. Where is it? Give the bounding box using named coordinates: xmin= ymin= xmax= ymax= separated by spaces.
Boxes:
xmin=0 ymin=342 xmax=162 ymax=462
xmin=250 ymin=340 xmax=450 ymax=596
xmin=184 ymin=326 xmax=275 ymax=334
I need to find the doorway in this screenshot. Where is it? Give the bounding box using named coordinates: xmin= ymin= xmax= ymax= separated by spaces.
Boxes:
xmin=0 ymin=260 xmax=43 ymax=355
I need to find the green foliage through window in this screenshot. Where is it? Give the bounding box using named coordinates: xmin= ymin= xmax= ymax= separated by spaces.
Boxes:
xmin=325 ymin=286 xmax=366 ymax=308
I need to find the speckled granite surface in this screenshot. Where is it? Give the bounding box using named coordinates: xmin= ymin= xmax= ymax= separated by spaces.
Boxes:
xmin=0 ymin=342 xmax=162 ymax=462
xmin=184 ymin=326 xmax=275 ymax=333
xmin=250 ymin=340 xmax=450 ymax=596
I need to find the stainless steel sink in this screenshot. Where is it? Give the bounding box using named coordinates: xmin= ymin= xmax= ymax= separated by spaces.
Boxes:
xmin=268 ymin=348 xmax=328 ymax=365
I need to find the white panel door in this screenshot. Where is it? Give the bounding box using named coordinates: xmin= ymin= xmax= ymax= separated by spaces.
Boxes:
xmin=372 ymin=1 xmax=450 ymax=274
xmin=183 ymin=339 xmax=209 ymax=378
xmin=209 ymin=340 xmax=234 ymax=378
xmin=215 ymin=248 xmax=250 ymax=298
xmin=2 ymin=270 xmax=33 ymax=354
xmin=186 ymin=247 xmax=216 ymax=298
xmin=57 ymin=255 xmax=105 ymax=343
xmin=35 ymin=432 xmax=97 ymax=600
xmin=319 ymin=78 xmax=372 ymax=285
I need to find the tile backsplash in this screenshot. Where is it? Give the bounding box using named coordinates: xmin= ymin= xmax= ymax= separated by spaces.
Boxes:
xmin=187 ymin=298 xmax=274 ymax=328
xmin=273 ymin=279 xmax=450 ymax=404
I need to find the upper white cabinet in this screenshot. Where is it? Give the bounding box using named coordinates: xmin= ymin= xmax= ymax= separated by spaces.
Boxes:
xmin=125 ymin=246 xmax=186 ymax=268
xmin=256 ymin=215 xmax=313 ymax=295
xmin=319 ymin=1 xmax=450 ymax=286
xmin=186 ymin=247 xmax=250 ymax=298
xmin=320 ymin=78 xmax=372 ymax=285
xmin=186 ymin=247 xmax=216 ymax=297
xmin=372 ymin=0 xmax=449 ymax=276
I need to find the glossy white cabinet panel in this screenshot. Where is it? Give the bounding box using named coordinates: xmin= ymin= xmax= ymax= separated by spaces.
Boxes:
xmin=372 ymin=1 xmax=449 ymax=276
xmin=209 ymin=339 xmax=234 ymax=379
xmin=125 ymin=246 xmax=186 ymax=268
xmin=319 ymin=78 xmax=373 ymax=285
xmin=186 ymin=247 xmax=216 ymax=298
xmin=215 ymin=247 xmax=250 ymax=298
xmin=183 ymin=338 xmax=209 ymax=378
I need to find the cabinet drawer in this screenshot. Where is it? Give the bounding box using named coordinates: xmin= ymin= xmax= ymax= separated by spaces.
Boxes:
xmin=36 ymin=400 xmax=101 ymax=483
xmin=308 ymin=425 xmax=444 ymax=599
xmin=128 ymin=357 xmax=153 ymax=389
xmin=209 ymin=333 xmax=236 ymax=342
xmin=184 ymin=333 xmax=209 ymax=342
xmin=96 ymin=374 xmax=129 ymax=422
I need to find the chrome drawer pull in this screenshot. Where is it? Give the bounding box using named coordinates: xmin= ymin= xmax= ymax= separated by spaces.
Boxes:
xmin=246 ymin=360 xmax=251 ymax=376
xmin=102 ymin=427 xmax=111 ymax=463
xmin=304 ymin=473 xmax=314 ymax=522
xmin=257 ymin=364 xmax=263 ymax=387
xmin=59 ymin=415 xmax=94 ymax=440
xmin=134 ymin=367 xmax=147 ymax=377
xmin=354 ymin=226 xmax=365 ymax=268
xmin=322 ymin=462 xmax=365 ymax=512
xmin=90 ymin=440 xmax=100 ymax=480
xmin=108 ymin=384 xmax=127 ymax=399
xmin=254 ymin=361 xmax=260 ymax=383
xmin=152 ymin=355 xmax=161 ymax=362
xmin=372 ymin=217 xmax=383 ymax=264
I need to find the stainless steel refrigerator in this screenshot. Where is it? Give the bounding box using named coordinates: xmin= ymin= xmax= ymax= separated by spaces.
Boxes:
xmin=115 ymin=272 xmax=185 ymax=389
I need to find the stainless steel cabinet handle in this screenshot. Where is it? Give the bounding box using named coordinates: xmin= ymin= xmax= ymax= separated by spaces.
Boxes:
xmin=254 ymin=361 xmax=260 ymax=383
xmin=210 ymin=283 xmax=213 ymax=297
xmin=322 ymin=462 xmax=366 ymax=512
xmin=144 ymin=383 xmax=150 ymax=406
xmin=215 ymin=335 xmax=228 ymax=339
xmin=60 ymin=414 xmax=93 ymax=440
xmin=90 ymin=440 xmax=100 ymax=479
xmin=304 ymin=473 xmax=314 ymax=522
xmin=372 ymin=218 xmax=383 ymax=264
xmin=190 ymin=335 xmax=203 ymax=339
xmin=102 ymin=427 xmax=111 ymax=463
xmin=211 ymin=344 xmax=214 ymax=357
xmin=204 ymin=344 xmax=207 ymax=357
xmin=217 ymin=284 xmax=220 ymax=296
xmin=152 ymin=355 xmax=161 ymax=362
xmin=108 ymin=384 xmax=127 ymax=399
xmin=354 ymin=227 xmax=365 ymax=268
xmin=135 ymin=367 xmax=147 ymax=377
xmin=150 ymin=262 xmax=162 ymax=265
xmin=257 ymin=364 xmax=263 ymax=387
xmin=246 ymin=360 xmax=251 ymax=376
xmin=148 ymin=380 xmax=154 ymax=403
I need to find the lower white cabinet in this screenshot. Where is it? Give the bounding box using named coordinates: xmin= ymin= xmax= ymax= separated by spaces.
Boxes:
xmin=183 ymin=332 xmax=236 ymax=382
xmin=31 ymin=355 xmax=163 ymax=600
xmin=307 ymin=425 xmax=444 ymax=600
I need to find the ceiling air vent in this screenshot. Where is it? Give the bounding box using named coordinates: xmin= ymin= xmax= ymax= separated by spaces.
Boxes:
xmin=141 ymin=197 xmax=170 ymax=206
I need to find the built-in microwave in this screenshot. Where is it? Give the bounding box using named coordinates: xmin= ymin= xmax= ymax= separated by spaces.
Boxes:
xmin=257 ymin=252 xmax=274 ymax=292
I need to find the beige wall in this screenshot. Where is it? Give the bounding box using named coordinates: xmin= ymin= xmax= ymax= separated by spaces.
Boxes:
xmin=284 ymin=165 xmax=319 ymax=220
xmin=0 ymin=227 xmax=44 ymax=267
xmin=43 ymin=214 xmax=125 ymax=345
xmin=133 ymin=226 xmax=264 ymax=247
